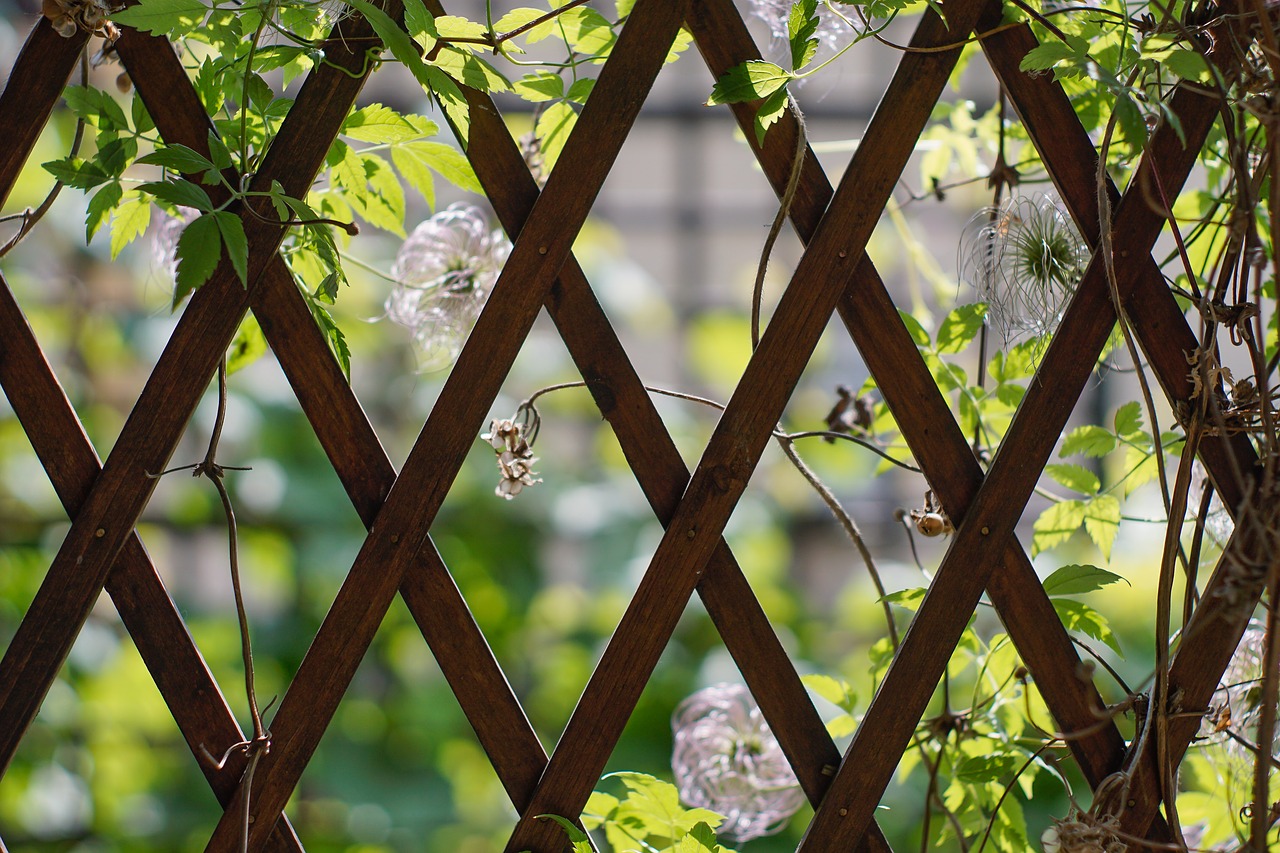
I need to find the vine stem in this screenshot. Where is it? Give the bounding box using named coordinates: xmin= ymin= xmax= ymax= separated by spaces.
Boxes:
xmin=193 ymin=357 xmax=268 ymax=853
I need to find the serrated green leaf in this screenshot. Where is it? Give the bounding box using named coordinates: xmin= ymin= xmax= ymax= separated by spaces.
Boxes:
xmin=226 ymin=313 xmax=267 ymax=375
xmin=566 ymin=77 xmax=595 ymax=104
xmin=557 ymin=7 xmax=616 ymax=56
xmin=1060 ymin=425 xmax=1115 ymax=458
xmin=753 ymin=85 xmax=790 ymax=145
xmin=342 ymin=103 xmax=421 ymax=144
xmin=392 ymin=140 xmax=482 ymax=205
xmin=137 ymin=143 xmax=217 ymax=175
xmin=431 ymin=46 xmax=510 ymax=93
xmin=138 ymin=179 xmax=213 ymax=212
xmin=1042 ymin=563 xmax=1128 ymax=596
xmin=42 ymin=157 xmax=111 ymax=190
xmin=494 ymin=7 xmax=543 ymax=34
xmin=173 ymin=213 xmax=222 ymax=306
xmin=536 ymin=101 xmax=577 ymax=174
xmin=1083 ymin=494 xmax=1120 ymax=559
xmin=131 ymin=94 xmax=155 ymax=134
xmin=86 ymin=182 xmax=123 ymax=242
xmin=308 ymin=293 xmax=351 ymax=378
xmin=1053 ymin=598 xmax=1121 ymax=653
xmin=1164 ymin=48 xmax=1211 ymax=82
xmin=110 ymin=191 xmax=151 ymax=259
xmin=110 ymin=0 xmax=208 ymax=36
xmin=802 ymin=674 xmax=857 ymax=712
xmin=956 ymin=753 xmax=1021 ymax=782
xmin=212 ymin=211 xmax=248 ymax=286
xmin=898 ymin=309 xmax=931 ymax=346
xmin=1113 ymin=401 xmax=1143 ymax=437
xmin=1045 ymin=463 xmax=1100 ymax=495
xmin=936 ymin=303 xmax=987 ymax=353
xmin=206 ymin=131 xmax=234 ymax=171
xmin=535 ymin=814 xmax=592 ymax=852
xmin=882 ymin=587 xmax=926 ymax=610
xmin=1018 ymin=40 xmax=1075 ymax=73
xmin=512 ymin=71 xmax=564 ymax=103
xmin=707 ymin=60 xmax=792 ymax=105
xmin=403 ymin=0 xmax=437 ymax=43
xmin=1031 ymin=499 xmax=1085 ymax=555
xmin=789 ymin=0 xmax=819 ymax=68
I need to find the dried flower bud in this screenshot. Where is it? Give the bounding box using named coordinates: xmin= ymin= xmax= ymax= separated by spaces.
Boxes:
xmin=481 ymin=418 xmax=540 ymax=500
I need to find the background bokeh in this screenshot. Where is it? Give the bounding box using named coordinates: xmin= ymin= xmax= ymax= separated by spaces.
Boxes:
xmin=0 ymin=1 xmax=1190 ymax=850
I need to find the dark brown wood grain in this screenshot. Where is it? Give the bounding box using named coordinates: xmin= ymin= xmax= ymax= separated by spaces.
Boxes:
xmin=799 ymin=68 xmax=1216 ymax=853
xmin=206 ymin=3 xmax=687 ymax=847
xmin=0 ymin=0 xmax=381 ymax=780
xmin=505 ymin=2 xmax=993 ymax=850
xmin=981 ymin=17 xmax=1268 ymax=838
xmin=110 ymin=19 xmax=552 ymax=838
xmin=0 ymin=19 xmax=86 ymax=208
xmin=0 ymin=273 xmax=304 ymax=852
xmin=691 ymin=0 xmax=1130 ymax=794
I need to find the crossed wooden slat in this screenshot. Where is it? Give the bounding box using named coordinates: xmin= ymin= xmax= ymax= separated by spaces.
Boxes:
xmin=0 ymin=0 xmax=1271 ymax=849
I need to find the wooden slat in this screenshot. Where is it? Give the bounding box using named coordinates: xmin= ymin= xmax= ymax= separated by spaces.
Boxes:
xmin=690 ymin=0 xmax=1129 ymax=793
xmin=107 ymin=20 xmax=549 ymax=834
xmin=0 ymin=3 xmax=381 ymax=774
xmin=0 ymin=18 xmax=86 ymax=208
xmin=980 ymin=17 xmax=1269 ymax=837
xmin=504 ymin=2 xmax=991 ymax=850
xmin=798 ymin=72 xmax=1217 ymax=849
xmin=442 ymin=32 xmax=891 ymax=850
xmin=204 ymin=3 xmax=687 ymax=847
xmin=0 ymin=273 xmax=304 ymax=851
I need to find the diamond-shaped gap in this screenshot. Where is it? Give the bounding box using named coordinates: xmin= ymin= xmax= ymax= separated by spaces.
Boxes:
xmin=285 ymin=592 xmax=519 ymax=849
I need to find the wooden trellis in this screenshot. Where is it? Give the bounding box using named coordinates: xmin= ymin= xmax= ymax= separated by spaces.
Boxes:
xmin=0 ymin=0 xmax=1269 ymax=849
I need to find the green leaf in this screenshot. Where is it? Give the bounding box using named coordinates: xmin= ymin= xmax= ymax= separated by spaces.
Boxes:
xmin=86 ymin=181 xmax=123 ymax=242
xmin=494 ymin=7 xmax=543 ymax=33
xmin=137 ymin=143 xmax=217 ymax=175
xmin=403 ymin=0 xmax=437 ymax=43
xmin=1083 ymin=494 xmax=1120 ymax=559
xmin=566 ymin=78 xmax=595 ymax=104
xmin=535 ymin=815 xmax=592 ymax=853
xmin=512 ymin=71 xmax=564 ymax=103
xmin=226 ymin=313 xmax=267 ymax=375
xmin=138 ymin=179 xmax=213 ymax=212
xmin=898 ymin=309 xmax=931 ymax=346
xmin=110 ymin=191 xmax=152 ymax=259
xmin=392 ymin=140 xmax=482 ymax=205
xmin=1045 ymin=463 xmax=1100 ymax=495
xmin=1031 ymin=499 xmax=1085 ymax=555
xmin=173 ymin=213 xmax=223 ymax=306
xmin=802 ymin=674 xmax=857 ymax=712
xmin=1060 ymin=425 xmax=1115 ymax=458
xmin=342 ymin=104 xmax=421 ymax=144
xmin=936 ymin=303 xmax=987 ymax=353
xmin=42 ymin=157 xmax=110 ymax=190
xmin=707 ymin=60 xmax=793 ymax=105
xmin=754 ymin=86 xmax=790 ymax=145
xmin=1113 ymin=401 xmax=1143 ymax=437
xmin=1042 ymin=564 xmax=1128 ymax=596
xmin=535 ymin=101 xmax=577 ymax=174
xmin=131 ymin=94 xmax=155 ymax=134
xmin=110 ymin=0 xmax=207 ymax=37
xmin=1164 ymin=48 xmax=1211 ymax=82
xmin=1053 ymin=598 xmax=1121 ymax=653
xmin=1018 ymin=40 xmax=1075 ymax=73
xmin=212 ymin=211 xmax=248 ymax=286
xmin=882 ymin=586 xmax=926 ymax=611
xmin=431 ymin=46 xmax=510 ymax=93
xmin=956 ymin=753 xmax=1021 ymax=782
xmin=307 ymin=292 xmax=351 ymax=378
xmin=789 ymin=0 xmax=819 ymax=69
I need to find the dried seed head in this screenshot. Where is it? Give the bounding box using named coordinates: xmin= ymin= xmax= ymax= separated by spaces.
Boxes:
xmin=386 ymin=203 xmax=511 ymax=371
xmin=959 ymin=195 xmax=1088 ymax=349
xmin=671 ymin=683 xmax=805 ymax=842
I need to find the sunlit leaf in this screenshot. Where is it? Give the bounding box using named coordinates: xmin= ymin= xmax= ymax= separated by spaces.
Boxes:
xmin=1042 ymin=563 xmax=1127 ymax=596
